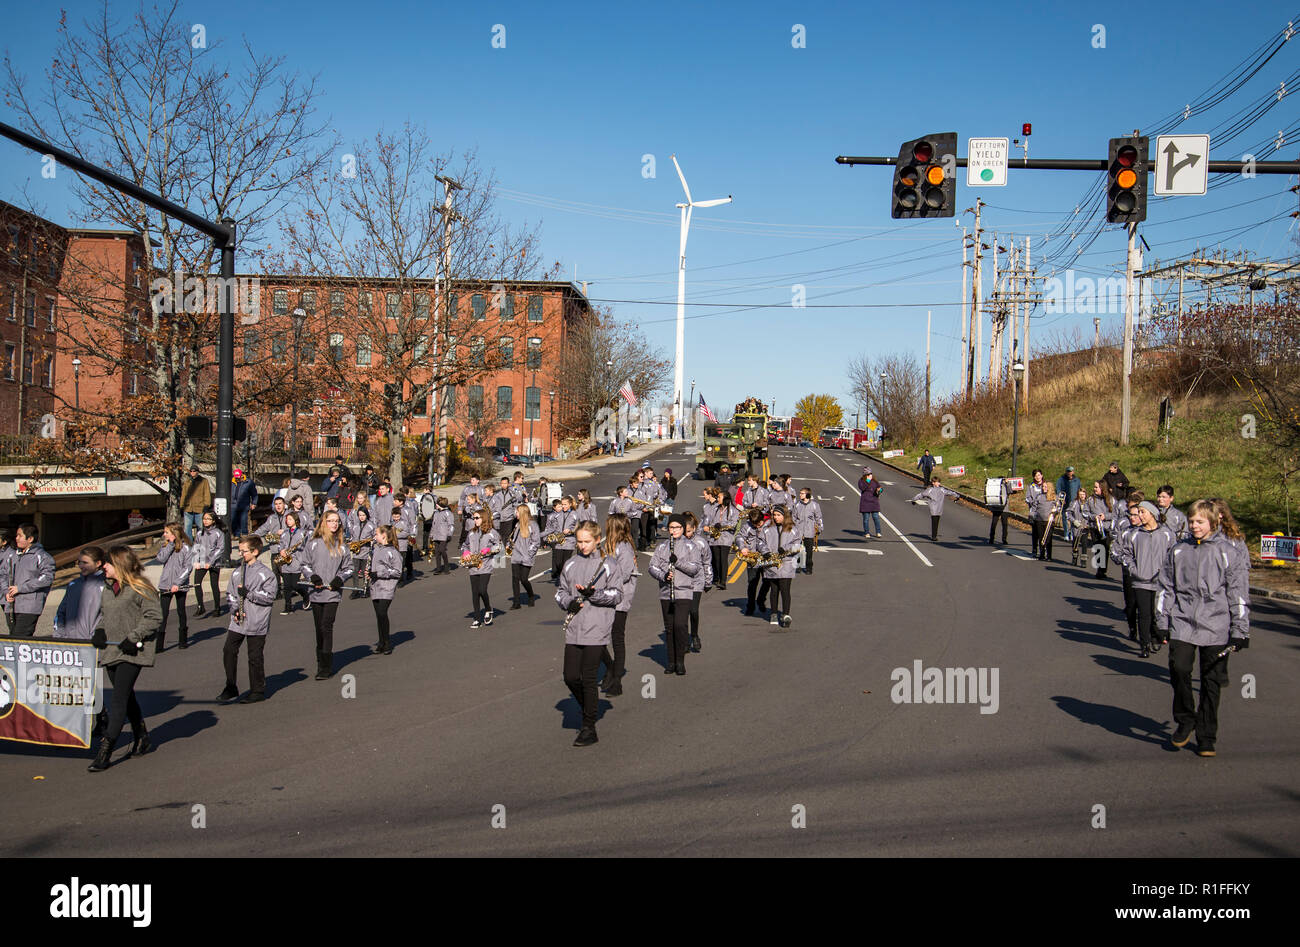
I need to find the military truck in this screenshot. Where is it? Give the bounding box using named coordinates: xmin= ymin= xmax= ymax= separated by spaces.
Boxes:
xmin=695 ymin=421 xmax=747 ymax=481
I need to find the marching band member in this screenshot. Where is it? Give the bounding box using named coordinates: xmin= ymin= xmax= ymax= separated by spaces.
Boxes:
xmin=682 ymin=512 xmax=713 ymax=654
xmin=575 ymin=488 xmax=597 ymax=523
xmin=191 ymin=511 xmax=226 ymax=619
xmin=1024 ymin=469 xmax=1054 ymax=559
xmin=648 ymin=514 xmax=700 ymax=675
xmin=495 ymin=478 xmax=517 ymax=541
xmin=277 ymin=511 xmax=309 ymax=615
xmin=429 ymin=496 xmax=456 ymax=574
xmin=368 ymin=525 xmax=403 ymax=655
xmin=532 ymin=477 xmax=552 ymax=532
xmin=608 ymin=484 xmax=637 ymax=523
xmin=556 ymin=521 xmax=623 ymax=747
xmin=54 ymin=546 xmax=106 ymax=643
xmin=509 ymin=472 xmax=529 ymax=512
xmin=289 ymin=493 xmax=313 ymax=535
xmin=393 ymin=493 xmax=418 ymax=583
xmin=634 ymin=469 xmax=661 ymax=548
xmin=256 ymin=497 xmax=290 ymax=597
xmin=552 ymin=496 xmax=579 ymax=578
xmin=709 ymin=491 xmax=739 ymax=591
xmin=216 ymin=534 xmax=279 ymax=703
xmin=742 ymin=474 xmax=767 ymax=514
xmin=459 ymin=476 xmax=482 ymax=544
xmin=371 ymin=483 xmax=394 ymax=532
xmin=1113 ymin=491 xmax=1145 ymax=642
xmin=911 ymin=476 xmax=962 ymax=542
xmin=1157 ymin=485 xmax=1188 ymax=540
xmin=1126 ymin=500 xmax=1177 ymax=658
xmin=349 ymin=506 xmax=376 ymax=599
xmin=599 ymin=514 xmax=637 ymax=697
xmin=461 ymin=510 xmax=502 ymax=628
xmin=481 ymin=484 xmax=500 ymax=533
xmin=1085 ymin=481 xmax=1118 ymax=578
xmin=758 ymin=505 xmax=801 ymax=629
xmin=736 ymin=508 xmax=768 ymax=615
xmin=509 ymin=504 xmax=541 ymax=609
xmin=154 ymin=521 xmax=194 ymax=651
xmin=766 ymin=475 xmax=794 ymax=513
xmin=793 ymin=488 xmax=824 ymax=575
xmin=300 ymin=510 xmax=355 ymax=680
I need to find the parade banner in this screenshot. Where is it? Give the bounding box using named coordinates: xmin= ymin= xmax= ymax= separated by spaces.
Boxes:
xmin=1005 ymin=477 xmax=1025 ymax=491
xmin=947 ymin=465 xmax=966 ymax=477
xmin=1260 ymin=534 xmax=1299 ymax=562
xmin=0 ymin=638 xmax=100 ymax=749
xmin=883 ymin=449 xmax=905 ymax=459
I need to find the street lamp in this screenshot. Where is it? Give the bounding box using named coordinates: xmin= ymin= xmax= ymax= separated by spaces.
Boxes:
xmin=548 ymin=389 xmax=555 ymax=457
xmin=289 ymin=307 xmax=306 ymax=475
xmin=1011 ymin=357 xmax=1026 ymax=476
xmin=878 ymin=371 xmax=886 ymax=443
xmin=71 ymin=357 xmax=81 ymax=410
xmin=529 ymin=367 xmax=537 ymax=459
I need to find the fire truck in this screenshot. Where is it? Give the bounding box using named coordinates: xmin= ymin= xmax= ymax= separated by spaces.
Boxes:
xmin=768 ymin=417 xmax=790 ymax=445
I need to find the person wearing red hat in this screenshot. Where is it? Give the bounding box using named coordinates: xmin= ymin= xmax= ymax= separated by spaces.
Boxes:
xmin=230 ymin=468 xmax=257 ymax=543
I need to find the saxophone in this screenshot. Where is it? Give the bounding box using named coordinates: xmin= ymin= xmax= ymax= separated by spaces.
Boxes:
xmin=543 ymin=529 xmax=565 ymax=546
xmin=734 ymin=549 xmax=762 ymax=566
xmin=275 ymin=546 xmax=295 ymax=566
xmin=462 ymin=551 xmax=485 ymax=568
xmin=348 ymin=537 xmax=372 ymax=555
xmin=264 ymin=530 xmax=281 ymax=545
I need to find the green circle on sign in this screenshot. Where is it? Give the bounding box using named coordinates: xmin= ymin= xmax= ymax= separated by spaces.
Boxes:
xmin=980 ymin=168 xmax=994 ymax=181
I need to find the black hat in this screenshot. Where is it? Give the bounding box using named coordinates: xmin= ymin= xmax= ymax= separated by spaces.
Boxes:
xmin=667 ymin=513 xmax=686 ymax=528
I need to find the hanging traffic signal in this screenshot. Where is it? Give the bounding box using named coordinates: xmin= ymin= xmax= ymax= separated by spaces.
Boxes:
xmin=1107 ymin=136 xmax=1149 ymax=224
xmin=891 ymin=133 xmax=957 ymax=219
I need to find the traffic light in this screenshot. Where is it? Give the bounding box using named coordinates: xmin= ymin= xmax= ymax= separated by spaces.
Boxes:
xmin=891 ymin=133 xmax=957 ymax=219
xmin=184 ymin=414 xmax=246 ymax=442
xmin=1107 ymin=136 xmax=1149 ymax=224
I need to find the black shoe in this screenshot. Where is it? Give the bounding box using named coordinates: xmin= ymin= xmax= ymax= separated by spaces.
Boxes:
xmin=129 ymin=729 xmax=154 ymax=757
xmin=238 ymin=692 xmax=266 ymax=703
xmin=372 ymin=644 xmax=387 ymax=654
xmin=1196 ymin=743 xmax=1216 ymax=757
xmin=484 ymin=613 xmax=494 ymax=626
xmin=1151 ymin=641 xmax=1162 ymax=653
xmin=178 ymin=637 xmax=189 ymax=650
xmin=604 ymin=679 xmax=623 ymax=696
xmin=675 ymin=665 xmax=686 ymax=676
xmin=665 ymin=663 xmax=677 ymax=674
xmin=156 ymin=635 xmax=166 ymax=653
xmin=1171 ymin=723 xmax=1194 ymax=748
xmin=193 ymin=605 xmax=206 ymax=618
xmin=315 ymin=669 xmax=330 ymax=681
xmin=690 ymin=634 xmax=701 ymax=653
xmin=743 ymin=605 xmax=754 ymax=616
xmin=350 ymin=590 xmax=363 ymax=599
xmin=87 ymin=737 xmax=114 ymax=772
xmin=1140 ymin=647 xmax=1149 ymax=658
xmin=216 ymin=686 xmax=239 ymax=702
xmin=510 ymin=603 xmax=522 ymax=610
xmin=527 ymin=596 xmax=536 ymax=607
xmin=781 ymin=614 xmax=793 ymax=629
xmin=572 ymin=727 xmax=598 ymax=747
xmin=600 ymin=668 xmax=616 ymax=690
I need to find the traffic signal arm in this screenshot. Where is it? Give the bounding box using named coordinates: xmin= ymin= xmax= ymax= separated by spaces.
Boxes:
xmin=837 ymin=155 xmax=1300 ymax=173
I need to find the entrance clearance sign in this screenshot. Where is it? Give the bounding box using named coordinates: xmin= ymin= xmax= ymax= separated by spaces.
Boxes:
xmin=0 ymin=638 xmax=100 ymax=748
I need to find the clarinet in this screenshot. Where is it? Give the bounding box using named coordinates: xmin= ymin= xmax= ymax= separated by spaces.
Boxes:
xmin=234 ymin=563 xmax=248 ymax=624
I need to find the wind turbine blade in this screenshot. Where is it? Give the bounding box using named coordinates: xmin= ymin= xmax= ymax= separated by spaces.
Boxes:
xmin=692 ymin=196 xmax=733 ymax=208
xmin=671 ymin=154 xmax=693 ymax=205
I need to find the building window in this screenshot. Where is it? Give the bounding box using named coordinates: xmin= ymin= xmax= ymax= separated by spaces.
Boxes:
xmin=386 ymin=292 xmax=401 ymax=319
xmin=359 ymin=291 xmax=373 ymax=317
xmin=467 ymin=385 xmax=483 ymax=421
xmin=414 ymin=335 xmax=429 ymax=361
xmin=496 ymin=385 xmax=513 ymax=420
xmin=413 ymin=390 xmax=427 ymax=416
xmin=23 ymin=348 xmax=34 ymax=385
xmin=48 ymin=254 xmax=58 ymax=282
xmin=446 ymin=293 xmax=458 ymax=320
xmin=271 ymin=332 xmax=287 ymax=362
xmin=526 ymin=336 xmax=542 ymax=370
xmin=445 ymin=334 xmax=457 ymax=363
xmin=444 ymin=385 xmax=456 ymax=418
xmin=42 ymin=354 xmax=54 ymax=388
xmin=301 ymin=340 xmax=316 ymax=365
xmin=330 ymin=290 xmax=345 ymax=314
xmin=356 ymin=334 xmax=371 ymax=366
xmin=525 ymin=386 xmax=541 ymax=421
xmin=3 ymin=344 xmax=14 ymax=380
xmin=46 ymin=297 xmax=55 ymax=331
xmin=273 ymin=289 xmax=288 ymax=316
xmin=500 ymin=292 xmax=515 ymax=322
xmin=7 ymin=226 xmax=19 ymax=265
xmin=244 ymin=329 xmax=259 ymax=363
xmin=329 ymin=332 xmax=344 ymax=362
xmin=415 ymin=293 xmax=430 ymax=320
xmin=527 ymin=295 xmax=543 ymax=322
xmin=128 ymin=372 xmax=138 ymax=396
xmin=24 ymin=294 xmax=35 ymax=327
xmin=132 ymin=253 xmax=142 ymax=288
xmin=499 ymin=336 xmax=513 ymax=368
xmin=472 ymin=293 xmax=486 ymax=321
xmin=301 ymin=290 xmax=317 ymax=314
xmin=470 ymin=336 xmax=485 ymax=367
xmin=128 ymin=307 xmax=140 ymax=342
xmin=7 ymin=289 xmax=15 ymax=322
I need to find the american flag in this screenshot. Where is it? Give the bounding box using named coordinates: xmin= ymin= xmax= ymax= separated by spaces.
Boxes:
xmin=618 ymin=380 xmax=638 ymax=407
xmin=699 ymin=394 xmax=717 ymax=423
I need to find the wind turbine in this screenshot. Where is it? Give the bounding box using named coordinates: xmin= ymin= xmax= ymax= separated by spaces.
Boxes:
xmin=671 ymin=154 xmax=731 ymax=440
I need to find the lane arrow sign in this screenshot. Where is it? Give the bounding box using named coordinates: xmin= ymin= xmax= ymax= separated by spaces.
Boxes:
xmin=1163 ymin=140 xmax=1200 ymax=191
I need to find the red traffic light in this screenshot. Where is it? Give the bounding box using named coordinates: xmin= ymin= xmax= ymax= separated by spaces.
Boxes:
xmin=1022 ymin=123 xmax=1032 ymax=136
xmin=1116 ymin=145 xmax=1137 ymax=168
xmin=913 ymin=141 xmax=933 ymax=163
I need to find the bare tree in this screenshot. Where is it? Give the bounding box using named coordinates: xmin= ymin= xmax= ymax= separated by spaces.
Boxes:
xmin=276 ymin=126 xmax=552 ymax=488
xmin=848 ymin=352 xmax=928 ymax=446
xmin=4 ymin=0 xmax=333 ymax=515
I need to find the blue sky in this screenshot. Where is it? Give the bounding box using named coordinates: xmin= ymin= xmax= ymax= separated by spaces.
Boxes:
xmin=3 ymin=0 xmax=1297 ymax=420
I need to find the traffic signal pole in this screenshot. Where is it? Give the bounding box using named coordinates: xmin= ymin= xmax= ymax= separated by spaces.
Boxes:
xmin=836 ymin=155 xmax=1300 ymax=174
xmin=1122 ymin=221 xmax=1137 ymax=445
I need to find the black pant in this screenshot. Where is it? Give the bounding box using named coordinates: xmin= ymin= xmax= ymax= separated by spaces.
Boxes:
xmin=403 ymin=546 xmax=414 ymax=581
xmin=311 ymin=601 xmax=338 ymax=674
xmin=630 ymin=515 xmax=644 ymax=548
xmin=193 ymin=567 xmax=221 ymax=611
xmin=1122 ymin=570 xmax=1138 ymax=631
xmin=747 ymin=567 xmax=769 ymax=610
xmin=711 ymin=545 xmax=729 ymax=587
xmin=660 ymin=599 xmax=690 ymax=669
xmin=160 ymin=591 xmax=189 ymax=647
xmin=373 ymin=599 xmax=391 ymax=650
xmin=769 ymin=576 xmax=792 ymax=614
xmin=930 ymin=515 xmax=941 ymax=541
xmin=602 ymin=611 xmax=629 ymax=678
xmin=223 ymin=631 xmax=266 ymax=694
xmin=803 ymin=538 xmax=815 ymax=573
xmin=1169 ymin=640 xmax=1229 ymax=744
xmin=281 ymin=572 xmax=305 ymax=609
xmin=470 ymin=573 xmax=492 ymax=619
xmin=1095 ymin=535 xmax=1112 ymax=577
xmin=104 ymin=662 xmax=144 ymax=745
xmin=689 ymin=590 xmax=702 ymax=637
xmin=1133 ymin=587 xmax=1156 ymax=649
xmin=988 ymin=506 xmax=1008 ymax=543
xmin=1031 ymin=520 xmax=1052 ymax=559
xmin=552 ymin=548 xmax=572 ymax=580
xmin=433 ymin=540 xmax=449 ymax=571
xmin=10 ymin=612 xmax=38 ymax=637
xmin=511 ymin=563 xmax=535 ymax=605
xmin=641 ymin=512 xmax=656 ymax=546
xmin=563 ymin=643 xmax=603 ymax=730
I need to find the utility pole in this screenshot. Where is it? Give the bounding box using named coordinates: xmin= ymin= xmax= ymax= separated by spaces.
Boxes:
xmin=966 ymin=201 xmax=984 ymax=395
xmin=988 ymin=232 xmax=1000 ymax=388
xmin=1176 ymin=265 xmax=1184 ymax=345
xmin=925 ymin=309 xmax=931 ymax=414
xmin=1093 ymin=317 xmax=1101 ymax=364
xmin=1121 ymin=221 xmax=1137 ymax=445
xmin=960 ymin=226 xmax=969 ymax=399
xmin=432 ymin=175 xmax=462 ymax=479
xmin=1021 ymin=236 xmax=1032 ymax=415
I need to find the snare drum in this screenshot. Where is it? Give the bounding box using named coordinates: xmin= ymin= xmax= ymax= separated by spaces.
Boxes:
xmin=418 ymin=493 xmax=437 ymax=520
xmin=658 ymin=504 xmax=673 ymax=516
xmin=526 ymin=502 xmax=538 ymax=517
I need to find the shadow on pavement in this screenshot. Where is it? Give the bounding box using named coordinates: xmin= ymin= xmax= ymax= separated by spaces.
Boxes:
xmin=336 ymin=644 xmax=373 ymax=673
xmin=553 ymin=697 xmax=613 ymax=732
xmin=1051 ymin=695 xmax=1173 ymax=747
xmin=1054 ymin=620 xmax=1131 ymax=652
xmin=1093 ymin=652 xmax=1168 ymax=682
xmin=266 ymin=667 xmax=308 ymax=697
xmin=151 ymin=708 xmax=218 ymax=745
xmin=1065 ymin=595 xmax=1127 ymax=622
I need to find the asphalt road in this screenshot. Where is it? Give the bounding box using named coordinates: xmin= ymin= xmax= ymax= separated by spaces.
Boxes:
xmin=3 ymin=445 xmax=1297 ymax=857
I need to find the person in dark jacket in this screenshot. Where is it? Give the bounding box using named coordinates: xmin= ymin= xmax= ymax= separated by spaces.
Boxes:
xmin=230 ymin=468 xmax=257 ymax=539
xmin=1102 ymin=462 xmax=1130 ymax=504
xmin=917 ymin=450 xmax=936 ymax=483
xmin=6 ymin=523 xmax=55 ymax=637
xmin=88 ymin=546 xmax=163 ymax=772
xmin=1054 ymin=467 xmax=1082 ymax=543
xmin=661 ymin=468 xmax=679 ymax=504
xmin=858 ymin=468 xmax=884 ymax=538
xmin=216 ymin=535 xmax=280 ymax=703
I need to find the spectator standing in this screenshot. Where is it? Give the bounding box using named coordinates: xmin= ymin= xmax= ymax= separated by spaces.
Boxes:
xmin=1054 ymin=466 xmax=1082 ymax=543
xmin=917 ymin=449 xmax=936 ymax=483
xmin=181 ymin=465 xmax=212 ymax=539
xmin=1103 ymin=461 xmax=1130 ymax=504
xmin=858 ymin=468 xmax=884 ymax=539
xmin=230 ymin=468 xmax=257 ymax=538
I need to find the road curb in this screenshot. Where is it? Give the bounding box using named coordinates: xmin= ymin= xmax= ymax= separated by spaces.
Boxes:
xmin=1248 ymin=585 xmax=1300 ymax=604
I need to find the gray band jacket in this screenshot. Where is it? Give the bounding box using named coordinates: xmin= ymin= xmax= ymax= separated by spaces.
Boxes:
xmin=508 ymin=524 xmax=542 ymax=567
xmin=54 ymin=572 xmax=104 ymax=640
xmin=1155 ymin=530 xmax=1250 ymax=647
xmin=192 ymin=526 xmax=225 ymax=570
xmin=429 ymin=508 xmax=457 ymax=542
xmin=1117 ymin=524 xmax=1177 ymax=591
xmin=1024 ymin=483 xmax=1054 ymax=521
xmin=1159 ymin=504 xmax=1188 ymax=539
xmin=299 ymin=538 xmax=355 ymax=604
xmin=555 ymin=551 xmax=622 ymax=646
xmin=368 ymin=545 xmax=403 ymax=601
xmin=913 ymin=485 xmax=960 ymax=517
xmin=758 ymin=524 xmax=802 ymax=579
xmin=279 ymin=527 xmax=308 ymax=569
xmin=607 ymin=497 xmax=637 ymax=519
xmin=255 ymin=510 xmax=288 ymax=555
xmin=683 ymin=535 xmax=713 ymax=590
xmin=9 ymin=543 xmax=56 ymax=615
xmin=710 ymin=505 xmax=740 ymax=546
xmin=793 ymin=500 xmax=824 ymax=540
xmin=227 ymin=561 xmax=279 ymax=636
xmin=649 ymin=537 xmax=700 ymax=600
xmin=613 ymin=541 xmax=638 ymax=613
xmin=155 ymin=542 xmax=194 ymax=592
xmin=98 ymin=582 xmax=163 ymax=668
xmin=460 ymin=528 xmax=502 ymax=576
xmin=557 ymin=510 xmax=579 ymax=550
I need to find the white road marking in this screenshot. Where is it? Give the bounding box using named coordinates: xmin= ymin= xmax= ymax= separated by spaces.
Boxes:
xmin=991 ymin=549 xmax=1037 ymax=561
xmin=809 ymin=450 xmax=933 ymax=568
xmin=818 ymin=546 xmax=884 ymax=556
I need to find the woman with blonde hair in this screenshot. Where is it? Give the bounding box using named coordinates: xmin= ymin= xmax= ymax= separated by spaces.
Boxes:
xmin=367 ymin=525 xmax=402 ymax=655
xmin=155 ymin=521 xmax=194 ymax=651
xmin=300 ymin=510 xmax=355 ymax=679
xmin=89 ymin=546 xmax=163 ymax=772
xmin=598 ymin=513 xmax=637 ymax=695
xmin=557 ymin=521 xmax=623 ymax=746
xmin=509 ymin=504 xmax=541 ymax=609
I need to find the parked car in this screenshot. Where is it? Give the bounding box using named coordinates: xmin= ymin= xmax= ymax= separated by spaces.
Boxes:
xmin=799 ymin=439 xmax=813 ymax=448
